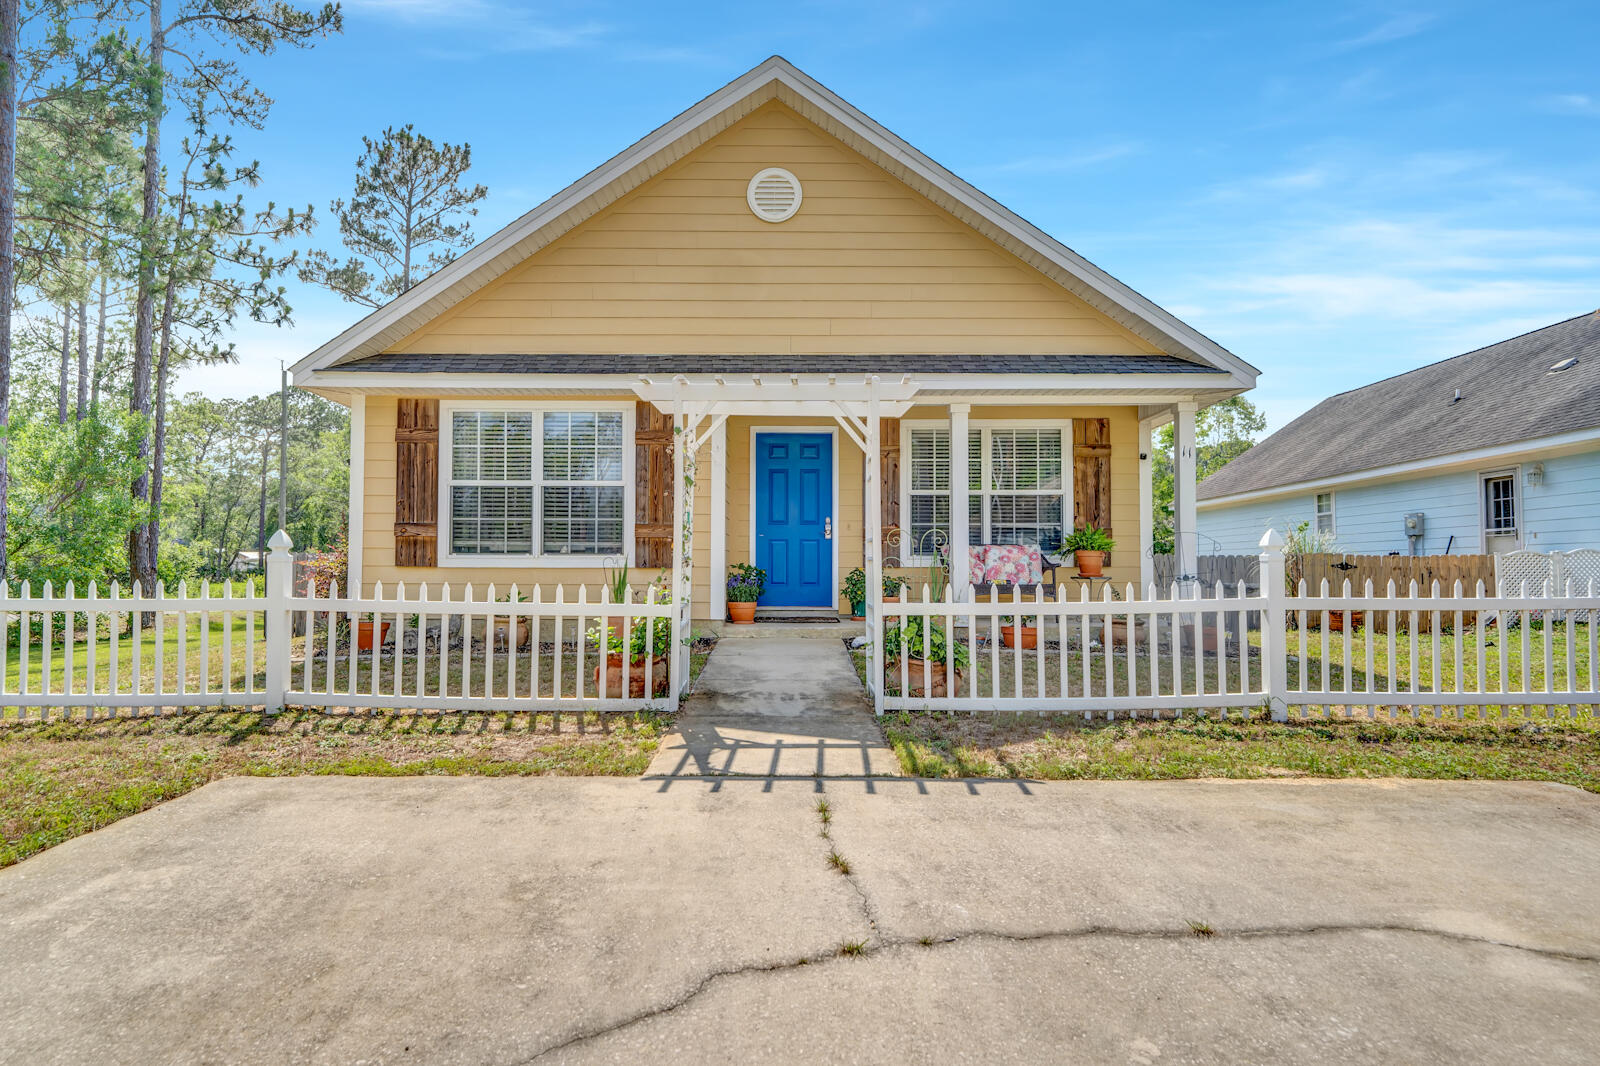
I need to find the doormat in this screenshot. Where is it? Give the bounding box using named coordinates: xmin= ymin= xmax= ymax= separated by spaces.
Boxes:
xmin=755 ymin=616 xmax=841 ymax=624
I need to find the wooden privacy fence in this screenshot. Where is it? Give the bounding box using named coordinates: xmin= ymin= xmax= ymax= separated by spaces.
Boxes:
xmin=1289 ymin=553 xmax=1498 ymax=633
xmin=864 ymin=533 xmax=1600 ymax=720
xmin=0 ymin=534 xmax=682 ymax=721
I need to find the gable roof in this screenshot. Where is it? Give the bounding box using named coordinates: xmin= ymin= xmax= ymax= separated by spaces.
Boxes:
xmin=335 ymin=352 xmax=1222 ymax=376
xmin=1197 ymin=311 xmax=1600 ymax=502
xmin=292 ymin=56 xmax=1255 ymax=386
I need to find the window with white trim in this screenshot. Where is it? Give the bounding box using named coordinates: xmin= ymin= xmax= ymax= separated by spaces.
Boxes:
xmin=1484 ymin=474 xmax=1516 ymax=535
xmin=1314 ymin=491 xmax=1335 ymax=535
xmin=446 ymin=408 xmax=626 ymax=559
xmin=903 ymin=423 xmax=1068 ymax=558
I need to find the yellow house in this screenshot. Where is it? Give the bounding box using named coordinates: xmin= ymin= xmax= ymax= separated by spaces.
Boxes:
xmin=292 ymin=57 xmax=1255 ymax=625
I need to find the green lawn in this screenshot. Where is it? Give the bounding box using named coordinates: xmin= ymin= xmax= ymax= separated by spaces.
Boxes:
xmin=883 ymin=710 xmax=1600 ymax=789
xmin=1270 ymin=622 xmax=1596 ymax=708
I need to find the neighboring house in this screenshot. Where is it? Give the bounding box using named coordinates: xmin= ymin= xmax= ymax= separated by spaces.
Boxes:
xmin=292 ymin=57 xmax=1257 ymax=620
xmin=1197 ymin=312 xmax=1600 ymax=557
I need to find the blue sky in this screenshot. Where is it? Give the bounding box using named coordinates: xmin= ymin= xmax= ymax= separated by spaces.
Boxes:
xmin=207 ymin=0 xmax=1600 ymax=431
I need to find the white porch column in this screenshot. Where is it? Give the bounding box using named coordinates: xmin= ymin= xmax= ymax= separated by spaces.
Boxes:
xmin=864 ymin=378 xmax=884 ymax=715
xmin=948 ymin=402 xmax=971 ymax=593
xmin=669 ymin=401 xmax=691 ymax=707
xmin=346 ymin=394 xmax=365 ymax=597
xmin=1137 ymin=415 xmax=1156 ymax=595
xmin=709 ymin=419 xmax=727 ymax=623
xmin=1173 ymin=401 xmax=1199 ymax=595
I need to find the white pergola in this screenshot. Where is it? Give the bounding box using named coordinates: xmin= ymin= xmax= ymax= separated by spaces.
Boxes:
xmin=630 ymin=373 xmax=1203 ymax=699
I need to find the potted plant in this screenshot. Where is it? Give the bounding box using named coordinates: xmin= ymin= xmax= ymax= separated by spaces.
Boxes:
xmin=882 ymin=615 xmax=970 ymax=697
xmin=491 ymin=591 xmax=532 ymax=649
xmin=841 ymin=567 xmax=868 ymax=619
xmin=725 ymin=563 xmax=766 ymax=623
xmin=356 ymin=616 xmax=390 ymax=651
xmin=999 ymin=614 xmax=1039 ymax=649
xmin=1064 ymin=526 xmax=1116 ymax=577
xmin=603 ymin=559 xmax=630 ymax=636
xmin=587 ymin=583 xmax=673 ymax=697
xmin=882 ymin=573 xmax=905 ymax=602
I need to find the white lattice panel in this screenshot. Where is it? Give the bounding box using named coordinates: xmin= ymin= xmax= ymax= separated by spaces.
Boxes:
xmin=1496 ymin=550 xmax=1553 ymax=595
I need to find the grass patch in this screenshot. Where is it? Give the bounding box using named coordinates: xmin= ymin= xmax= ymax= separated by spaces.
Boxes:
xmin=837 ymin=940 xmax=868 ymax=957
xmin=0 ymin=709 xmax=670 ymax=868
xmin=882 ymin=710 xmax=1600 ymax=790
xmin=827 ymin=847 xmax=852 ymax=875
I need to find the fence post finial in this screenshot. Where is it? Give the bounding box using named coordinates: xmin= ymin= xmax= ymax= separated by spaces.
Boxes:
xmin=1258 ymin=528 xmax=1289 ymax=721
xmin=264 ymin=529 xmax=295 ymax=714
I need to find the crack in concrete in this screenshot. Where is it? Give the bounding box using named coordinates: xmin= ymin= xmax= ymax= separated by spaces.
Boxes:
xmin=513 ymin=920 xmax=1600 ymax=1063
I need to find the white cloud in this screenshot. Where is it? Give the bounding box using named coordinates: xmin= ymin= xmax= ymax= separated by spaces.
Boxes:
xmin=1542 ymin=93 xmax=1600 ymax=116
xmin=346 ymin=0 xmax=608 ymax=52
xmin=977 ymin=142 xmax=1143 ymax=175
xmin=1330 ymin=11 xmax=1437 ymax=52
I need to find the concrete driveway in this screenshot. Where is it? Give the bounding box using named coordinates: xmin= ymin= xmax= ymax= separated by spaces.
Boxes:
xmin=1 ymin=777 xmax=1597 ymax=1065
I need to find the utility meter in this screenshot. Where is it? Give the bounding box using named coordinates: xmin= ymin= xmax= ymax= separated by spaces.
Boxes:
xmin=1404 ymin=512 xmax=1425 ymax=537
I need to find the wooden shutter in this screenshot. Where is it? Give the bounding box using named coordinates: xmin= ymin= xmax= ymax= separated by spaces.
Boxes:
xmin=879 ymin=417 xmax=900 ymax=531
xmin=1073 ymin=418 xmax=1112 ymax=540
xmin=393 ymin=399 xmax=440 ymax=567
xmin=634 ymin=401 xmax=674 ymax=567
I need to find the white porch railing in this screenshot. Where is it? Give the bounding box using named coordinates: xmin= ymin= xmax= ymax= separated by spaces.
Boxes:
xmin=867 ymin=532 xmax=1600 ymax=719
xmin=0 ymin=532 xmax=681 ymax=720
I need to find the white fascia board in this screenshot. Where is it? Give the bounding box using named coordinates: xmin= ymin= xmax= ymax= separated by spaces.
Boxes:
xmin=291 ymin=56 xmax=1256 ymax=386
xmin=303 ymin=369 xmax=1239 ymax=397
xmin=1196 ymin=426 xmax=1600 ymax=510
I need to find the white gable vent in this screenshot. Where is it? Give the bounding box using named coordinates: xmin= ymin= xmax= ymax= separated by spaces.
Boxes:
xmin=747 ymin=167 xmax=802 ymax=222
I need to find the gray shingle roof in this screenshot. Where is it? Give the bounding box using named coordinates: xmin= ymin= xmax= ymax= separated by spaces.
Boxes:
xmin=1198 ymin=311 xmax=1600 ymax=501
xmin=335 ymin=352 xmax=1219 ymax=375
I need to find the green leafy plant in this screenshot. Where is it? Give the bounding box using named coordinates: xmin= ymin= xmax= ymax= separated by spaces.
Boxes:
xmin=841 ymin=567 xmax=868 ymax=606
xmin=881 ymin=615 xmax=970 ymax=669
xmin=586 ymin=583 xmax=674 ymax=661
xmin=883 ymin=573 xmax=906 ymax=598
xmin=1063 ymin=526 xmax=1116 ymax=552
xmin=726 ymin=562 xmax=767 ymax=603
xmin=604 ymin=558 xmax=630 ymax=604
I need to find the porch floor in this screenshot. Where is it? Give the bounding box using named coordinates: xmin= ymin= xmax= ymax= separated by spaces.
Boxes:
xmin=645 ymin=626 xmax=898 ymax=779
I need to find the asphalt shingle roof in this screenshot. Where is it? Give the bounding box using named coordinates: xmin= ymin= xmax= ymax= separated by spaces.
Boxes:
xmin=335 ymin=352 xmax=1219 ymax=375
xmin=1197 ymin=311 xmax=1600 ymax=500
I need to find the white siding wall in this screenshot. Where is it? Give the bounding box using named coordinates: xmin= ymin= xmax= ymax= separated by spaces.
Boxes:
xmin=1197 ymin=446 xmax=1600 ymax=556
xmin=1522 ymin=449 xmax=1600 ymax=552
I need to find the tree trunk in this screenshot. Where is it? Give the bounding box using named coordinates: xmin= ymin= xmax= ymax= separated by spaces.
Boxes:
xmin=147 ymin=270 xmax=177 ymax=581
xmin=57 ymin=306 xmax=69 ymax=424
xmin=91 ymin=273 xmax=106 ymax=412
xmin=0 ymin=0 xmax=15 ymax=580
xmin=75 ymin=300 xmax=88 ymax=419
xmin=129 ymin=0 xmax=164 ymax=602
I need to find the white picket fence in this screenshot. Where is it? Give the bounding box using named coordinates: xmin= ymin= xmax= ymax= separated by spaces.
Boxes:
xmin=0 ymin=533 xmax=681 ymax=720
xmin=867 ymin=532 xmax=1600 ymax=719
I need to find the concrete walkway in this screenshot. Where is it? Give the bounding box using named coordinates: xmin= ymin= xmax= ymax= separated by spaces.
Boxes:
xmin=1 ymin=778 xmax=1597 ymax=1064
xmin=646 ymin=623 xmax=900 ymax=777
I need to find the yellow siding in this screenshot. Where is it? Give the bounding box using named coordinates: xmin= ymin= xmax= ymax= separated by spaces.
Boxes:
xmin=359 ymin=397 xmax=1143 ymax=618
xmin=390 ymin=101 xmax=1160 ymax=358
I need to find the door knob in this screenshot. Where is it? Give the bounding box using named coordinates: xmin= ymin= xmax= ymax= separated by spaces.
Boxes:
xmin=825 ymin=517 xmax=832 ymax=540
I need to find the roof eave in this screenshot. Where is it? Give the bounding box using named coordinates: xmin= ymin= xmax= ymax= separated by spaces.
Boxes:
xmin=292 ymin=56 xmax=1257 ymax=388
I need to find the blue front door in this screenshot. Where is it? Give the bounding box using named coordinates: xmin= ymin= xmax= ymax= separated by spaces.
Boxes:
xmin=755 ymin=433 xmax=833 ymax=608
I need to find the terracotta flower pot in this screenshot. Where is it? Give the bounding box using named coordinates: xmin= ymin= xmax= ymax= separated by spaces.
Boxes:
xmin=727 ymin=601 xmax=757 ymax=624
xmin=356 ymin=619 xmax=390 ymax=651
xmin=1075 ymin=550 xmax=1107 ymax=577
xmin=888 ymin=658 xmax=963 ymax=698
xmin=1000 ymin=624 xmax=1038 ymax=649
xmin=491 ymin=617 xmax=531 ymax=649
xmin=592 ymin=653 xmax=671 ymax=698
xmin=1326 ymin=610 xmax=1364 ymax=632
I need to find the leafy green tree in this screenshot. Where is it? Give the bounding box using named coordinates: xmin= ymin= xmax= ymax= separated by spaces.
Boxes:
xmin=5 ymin=409 xmax=147 ymax=590
xmin=1151 ymin=396 xmax=1267 ymax=554
xmin=124 ymin=0 xmax=341 ymax=599
xmin=299 ymin=124 xmax=488 ymax=307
